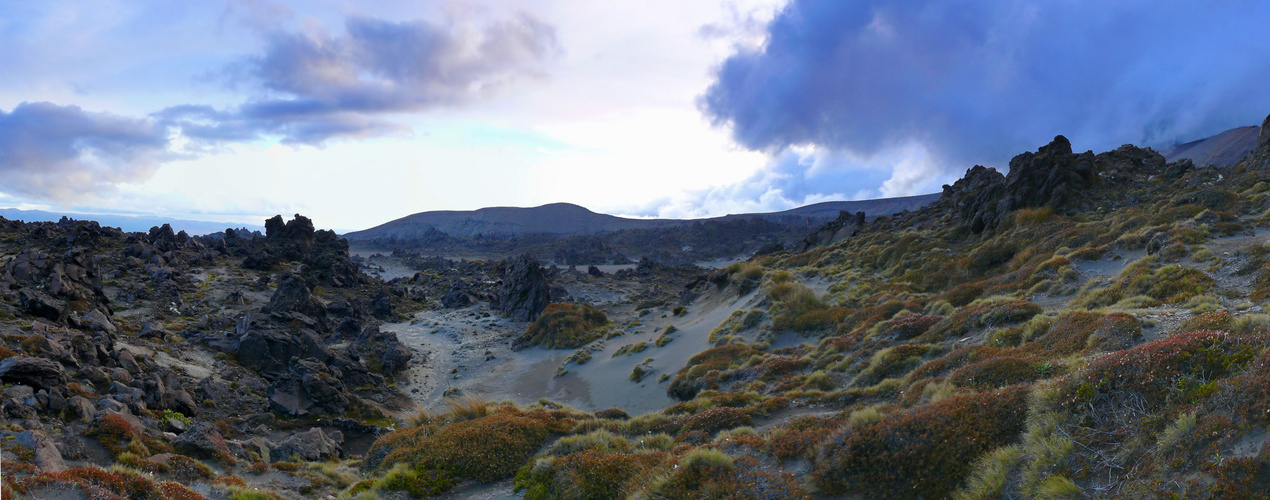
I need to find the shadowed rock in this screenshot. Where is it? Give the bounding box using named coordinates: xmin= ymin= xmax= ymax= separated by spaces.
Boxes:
xmin=498 ymin=254 xmax=551 ymax=321
xmin=0 ymin=356 xmax=67 ymax=392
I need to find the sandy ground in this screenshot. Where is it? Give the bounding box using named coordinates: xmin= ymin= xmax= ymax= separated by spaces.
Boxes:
xmin=381 ymin=266 xmax=774 ymax=416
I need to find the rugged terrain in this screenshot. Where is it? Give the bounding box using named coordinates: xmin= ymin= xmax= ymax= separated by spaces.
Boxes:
xmin=8 ymin=116 xmax=1270 ymax=499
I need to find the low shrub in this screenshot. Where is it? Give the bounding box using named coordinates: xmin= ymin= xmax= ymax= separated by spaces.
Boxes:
xmin=667 ymin=345 xmax=756 ymax=400
xmin=924 ymin=299 xmax=1042 ymax=341
xmin=812 ymin=385 xmax=1030 ymax=498
xmin=1066 ymin=330 xmax=1257 ymax=409
xmin=870 ymin=312 xmax=942 ymax=340
xmin=366 ymin=408 xmax=576 ymax=493
xmin=679 ymin=407 xmax=753 ymax=436
xmin=948 ymin=356 xmax=1044 ymax=389
xmin=518 ymin=303 xmax=610 ymax=349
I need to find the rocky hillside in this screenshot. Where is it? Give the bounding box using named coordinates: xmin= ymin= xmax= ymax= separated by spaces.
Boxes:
xmin=1164 ymin=120 xmax=1264 ymax=167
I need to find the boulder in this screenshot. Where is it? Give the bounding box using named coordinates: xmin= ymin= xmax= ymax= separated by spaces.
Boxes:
xmin=79 ymin=309 xmax=116 ymax=334
xmin=0 ymin=356 xmax=68 ymax=392
xmin=173 ymin=422 xmax=232 ymax=460
xmin=272 ymin=428 xmax=342 ymax=461
xmin=69 ymin=395 xmax=96 ymax=422
xmin=235 ymin=323 xmax=333 ymax=379
xmin=268 ymin=358 xmax=352 ymax=417
xmin=17 ymin=288 xmax=64 ymax=322
xmin=498 ymin=254 xmax=551 ymax=321
xmin=0 ymin=430 xmax=66 ymax=472
xmin=441 ymin=288 xmax=472 ymax=308
xmin=263 ymin=272 xmax=328 ymax=326
xmin=350 ymin=325 xmax=413 ymax=376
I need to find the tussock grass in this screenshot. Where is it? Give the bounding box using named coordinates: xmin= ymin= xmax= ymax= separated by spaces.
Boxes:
xmin=444 ymin=395 xmax=489 ymax=421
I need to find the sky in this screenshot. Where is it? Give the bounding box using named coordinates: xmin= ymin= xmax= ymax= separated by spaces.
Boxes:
xmin=2 ymin=0 xmax=1270 ymax=231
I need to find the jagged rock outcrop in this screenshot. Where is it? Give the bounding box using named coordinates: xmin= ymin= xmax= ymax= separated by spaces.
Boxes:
xmin=242 ymin=214 xmax=363 ymax=287
xmin=4 ymin=248 xmax=112 ymax=322
xmin=262 ymin=272 xmax=329 ymax=330
xmin=267 ymin=358 xmax=352 ymax=417
xmin=498 ymin=254 xmax=551 ymax=321
xmin=941 ymin=136 xmax=1178 ymax=233
xmin=942 ymin=165 xmax=1007 ymax=233
xmin=798 ymin=211 xmax=866 ymax=252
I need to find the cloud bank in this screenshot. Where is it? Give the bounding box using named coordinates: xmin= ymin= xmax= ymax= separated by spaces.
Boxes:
xmin=165 ymin=12 xmax=560 ymax=145
xmin=700 ymin=0 xmax=1270 ymax=193
xmin=0 ymin=102 xmax=171 ymax=200
xmin=1 ymin=10 xmax=560 ymax=201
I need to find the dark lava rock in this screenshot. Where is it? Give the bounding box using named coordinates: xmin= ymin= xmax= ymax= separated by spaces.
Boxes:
xmin=268 ymin=358 xmax=351 ymax=417
xmin=17 ymin=289 xmax=64 ymax=322
xmin=587 ymin=265 xmax=604 ymax=277
xmin=498 ymin=254 xmax=551 ymax=321
xmin=235 ymin=323 xmax=332 ymax=379
xmin=263 ymin=272 xmax=329 ymax=329
xmin=441 ymin=283 xmax=473 ymax=309
xmin=173 ymin=422 xmax=232 ymax=460
xmin=0 ymin=356 xmax=68 ymax=392
xmin=941 ymin=136 xmax=1171 ymax=233
xmin=350 ymin=325 xmax=413 ymax=376
xmin=272 ymin=427 xmax=342 ymax=461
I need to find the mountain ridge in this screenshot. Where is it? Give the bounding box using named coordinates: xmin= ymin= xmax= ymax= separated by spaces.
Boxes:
xmin=343 ymin=193 xmax=940 ymax=240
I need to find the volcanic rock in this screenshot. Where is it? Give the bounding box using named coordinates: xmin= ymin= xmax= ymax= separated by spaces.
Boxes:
xmin=273 ymin=428 xmax=342 ymax=461
xmin=0 ymin=356 xmax=68 ymax=392
xmin=498 ymin=254 xmax=551 ymax=321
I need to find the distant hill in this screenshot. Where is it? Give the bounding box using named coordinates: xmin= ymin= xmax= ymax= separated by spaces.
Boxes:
xmin=343 ymin=194 xmax=940 ymax=240
xmin=753 ymin=193 xmax=941 ymax=220
xmin=1163 ymin=125 xmax=1260 ymax=167
xmin=0 ymin=208 xmax=264 ymax=235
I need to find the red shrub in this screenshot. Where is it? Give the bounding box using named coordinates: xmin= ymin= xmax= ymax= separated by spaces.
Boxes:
xmin=948 ymin=356 xmax=1043 ymax=389
xmin=873 ymin=313 xmax=942 ymax=340
xmin=1069 ymin=330 xmax=1256 ymax=407
xmin=812 ymin=385 xmax=1030 ymax=498
xmin=680 ymin=407 xmax=753 ymax=436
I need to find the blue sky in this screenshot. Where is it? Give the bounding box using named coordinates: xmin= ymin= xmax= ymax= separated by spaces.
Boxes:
xmin=2 ymin=0 xmax=1269 ymax=230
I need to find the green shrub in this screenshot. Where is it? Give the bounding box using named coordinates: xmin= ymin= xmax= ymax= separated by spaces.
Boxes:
xmin=367 ymin=408 xmax=576 ymax=492
xmin=518 ymin=303 xmax=610 ymax=349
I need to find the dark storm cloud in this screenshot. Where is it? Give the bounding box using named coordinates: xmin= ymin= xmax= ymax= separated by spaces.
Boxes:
xmin=165 ymin=13 xmax=560 ymax=145
xmin=701 ymin=0 xmax=1270 ymax=173
xmin=0 ymin=102 xmax=171 ymax=200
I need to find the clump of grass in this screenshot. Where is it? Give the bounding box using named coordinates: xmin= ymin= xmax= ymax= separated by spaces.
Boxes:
xmin=1183 ymin=295 xmax=1224 ymax=315
xmin=612 ymin=342 xmax=648 ymax=357
xmin=1156 ymin=411 xmax=1197 ymax=453
xmin=445 ymin=395 xmax=489 ymax=421
xmin=954 ymin=445 xmax=1023 ymax=500
xmin=518 ymin=303 xmax=610 ymax=349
